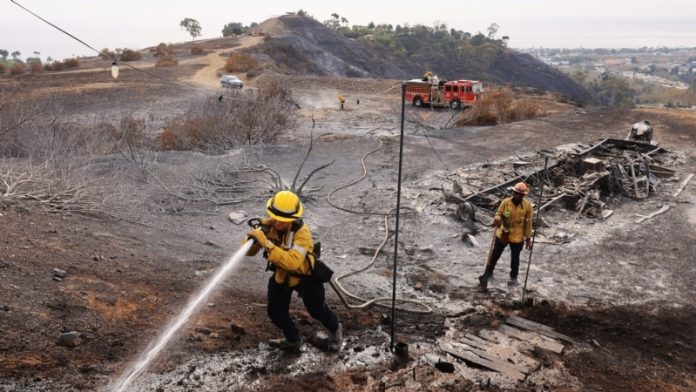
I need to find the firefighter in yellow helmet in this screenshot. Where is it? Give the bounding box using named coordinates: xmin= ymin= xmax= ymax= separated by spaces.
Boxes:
xmin=478 ymin=182 xmax=533 ymax=290
xmin=246 ymin=190 xmax=343 ymax=352
xmin=338 ymin=95 xmax=346 ymax=110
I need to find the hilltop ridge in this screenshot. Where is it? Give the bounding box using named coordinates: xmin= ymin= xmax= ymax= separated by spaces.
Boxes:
xmin=248 ymin=14 xmax=590 ymax=101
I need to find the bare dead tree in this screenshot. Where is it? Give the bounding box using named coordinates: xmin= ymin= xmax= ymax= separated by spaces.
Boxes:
xmin=117 ymin=115 xmax=147 ymax=166
xmin=146 ymin=129 xmax=336 ymax=213
xmin=243 ymin=132 xmax=335 ymax=198
xmin=0 ymin=94 xmax=122 ymax=214
xmin=0 ymin=165 xmax=38 ymax=198
xmin=290 ymin=132 xmax=335 ymax=193
xmin=0 ymin=158 xmax=112 ymax=213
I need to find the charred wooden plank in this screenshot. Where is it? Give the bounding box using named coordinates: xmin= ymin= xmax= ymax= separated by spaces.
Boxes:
xmin=461 ymin=336 xmax=494 ymax=352
xmin=440 ymin=345 xmax=526 ymax=381
xmin=466 ymin=333 xmax=497 ymax=346
xmin=505 ymin=316 xmax=574 ymax=343
xmin=499 ymin=324 xmax=565 ymax=354
xmin=457 ymin=341 xmax=532 ymax=374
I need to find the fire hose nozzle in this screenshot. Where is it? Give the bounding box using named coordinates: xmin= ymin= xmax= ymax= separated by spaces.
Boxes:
xmin=247 ymin=218 xmax=263 ymax=229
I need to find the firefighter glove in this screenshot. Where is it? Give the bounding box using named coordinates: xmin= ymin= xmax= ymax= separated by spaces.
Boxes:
xmin=525 ymin=237 xmax=533 ymax=251
xmin=247 ymin=228 xmax=275 ymax=251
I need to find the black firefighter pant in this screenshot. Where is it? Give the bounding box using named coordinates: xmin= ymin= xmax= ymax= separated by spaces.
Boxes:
xmin=483 ymin=238 xmax=524 ymax=279
xmin=267 ymin=276 xmax=339 ymax=343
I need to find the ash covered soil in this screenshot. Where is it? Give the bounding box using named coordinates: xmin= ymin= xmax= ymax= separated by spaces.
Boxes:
xmin=2 ymin=67 xmax=696 ymax=391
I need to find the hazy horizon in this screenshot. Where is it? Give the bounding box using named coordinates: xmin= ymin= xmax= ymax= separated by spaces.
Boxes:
xmin=2 ymin=1 xmax=695 ymax=61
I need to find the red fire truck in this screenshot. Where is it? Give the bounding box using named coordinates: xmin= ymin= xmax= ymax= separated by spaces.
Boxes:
xmin=405 ymin=79 xmax=483 ymax=109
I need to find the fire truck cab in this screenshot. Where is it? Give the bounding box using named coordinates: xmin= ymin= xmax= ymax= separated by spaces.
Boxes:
xmin=405 ymin=79 xmax=483 ymax=109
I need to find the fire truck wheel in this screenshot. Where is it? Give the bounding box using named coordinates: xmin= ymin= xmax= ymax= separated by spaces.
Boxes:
xmin=450 ymin=100 xmax=461 ymax=110
xmin=413 ymin=97 xmax=423 ymax=107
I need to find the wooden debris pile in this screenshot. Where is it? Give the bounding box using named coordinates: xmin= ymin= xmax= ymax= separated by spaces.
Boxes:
xmin=445 ymin=138 xmax=678 ymax=221
xmin=432 ymin=315 xmax=570 ymax=383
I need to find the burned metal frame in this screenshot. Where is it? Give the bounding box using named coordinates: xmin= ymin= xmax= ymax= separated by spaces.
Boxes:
xmin=459 ymin=138 xmax=669 ymax=215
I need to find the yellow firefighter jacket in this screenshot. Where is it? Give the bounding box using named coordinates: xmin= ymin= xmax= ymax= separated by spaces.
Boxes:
xmin=495 ymin=197 xmax=533 ymax=243
xmin=247 ymin=218 xmax=315 ymax=287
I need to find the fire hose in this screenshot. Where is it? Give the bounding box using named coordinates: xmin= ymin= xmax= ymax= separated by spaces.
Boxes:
xmin=326 ymin=138 xmax=432 ymax=314
xmin=329 ymin=215 xmax=431 ymax=314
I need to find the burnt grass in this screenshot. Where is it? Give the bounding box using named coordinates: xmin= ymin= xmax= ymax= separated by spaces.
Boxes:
xmin=525 ymin=303 xmax=696 ymax=392
xmin=2 ymin=40 xmax=696 ymax=390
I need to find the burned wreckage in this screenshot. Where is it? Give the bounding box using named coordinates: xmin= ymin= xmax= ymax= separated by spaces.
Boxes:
xmin=445 ymin=138 xmax=685 ymax=233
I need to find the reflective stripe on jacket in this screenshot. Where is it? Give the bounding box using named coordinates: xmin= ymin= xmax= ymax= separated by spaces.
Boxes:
xmin=495 ymin=197 xmax=533 ymax=243
xmin=247 ymin=218 xmax=315 ymax=287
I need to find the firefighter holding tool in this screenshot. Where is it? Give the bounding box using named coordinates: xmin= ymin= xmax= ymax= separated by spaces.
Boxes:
xmin=478 ymin=182 xmax=533 ymax=290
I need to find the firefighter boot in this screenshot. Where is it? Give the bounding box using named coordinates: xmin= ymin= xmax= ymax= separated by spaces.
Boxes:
xmin=329 ymin=323 xmax=343 ymax=352
xmin=478 ymin=275 xmax=488 ymax=291
xmin=269 ymin=338 xmax=302 ymax=353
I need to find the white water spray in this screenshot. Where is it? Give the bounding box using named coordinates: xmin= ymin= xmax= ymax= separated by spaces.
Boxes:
xmin=112 ymin=240 xmax=254 ymax=392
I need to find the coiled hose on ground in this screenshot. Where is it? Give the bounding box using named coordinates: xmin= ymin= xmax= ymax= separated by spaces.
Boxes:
xmin=326 ymin=138 xmax=432 ymax=314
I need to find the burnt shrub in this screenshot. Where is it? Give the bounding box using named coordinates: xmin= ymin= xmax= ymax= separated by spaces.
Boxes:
xmin=160 ymin=128 xmax=183 ymax=151
xmin=62 ymin=58 xmax=80 ymax=68
xmin=9 ymin=63 xmax=26 ymax=75
xmin=154 ymin=43 xmax=175 ymax=58
xmin=224 ymin=53 xmax=259 ymax=74
xmin=99 ymin=48 xmax=118 ymax=60
xmin=117 ymin=115 xmax=146 ymax=148
xmin=44 ymin=61 xmax=63 ymax=71
xmin=119 ymin=49 xmax=142 ymax=62
xmin=506 ymin=99 xmax=543 ymax=122
xmin=246 ymin=68 xmax=260 ymax=78
xmin=190 ymin=45 xmax=204 ymax=55
xmin=154 ymin=43 xmax=178 ymax=67
xmin=0 ymin=63 xmax=6 ymax=74
xmin=162 ymin=81 xmax=295 ymax=152
xmin=29 ymin=61 xmax=43 ymax=73
xmin=155 ymin=56 xmax=178 ymax=67
xmin=456 ymin=88 xmax=545 ymax=126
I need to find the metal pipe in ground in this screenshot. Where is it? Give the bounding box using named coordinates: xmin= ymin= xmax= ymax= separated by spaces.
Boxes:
xmin=390 ymin=81 xmax=407 ymax=351
xmin=521 ymin=156 xmax=549 ymax=301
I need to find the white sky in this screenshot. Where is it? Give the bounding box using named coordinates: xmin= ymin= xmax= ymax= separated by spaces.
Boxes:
xmin=2 ymin=0 xmax=695 ymax=61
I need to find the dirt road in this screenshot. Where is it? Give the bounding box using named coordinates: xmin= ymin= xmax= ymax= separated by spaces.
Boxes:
xmin=187 ymin=36 xmax=263 ymax=88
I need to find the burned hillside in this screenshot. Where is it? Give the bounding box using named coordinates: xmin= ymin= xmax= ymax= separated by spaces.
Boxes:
xmin=249 ymin=16 xmax=410 ymax=79
xmin=247 ymin=14 xmax=591 ymax=102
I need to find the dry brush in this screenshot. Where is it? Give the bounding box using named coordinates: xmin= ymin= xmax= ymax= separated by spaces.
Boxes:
xmin=161 ymin=81 xmax=296 ymax=152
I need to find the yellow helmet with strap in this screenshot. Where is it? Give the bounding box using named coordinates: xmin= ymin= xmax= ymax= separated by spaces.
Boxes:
xmin=266 ymin=190 xmax=303 ymax=222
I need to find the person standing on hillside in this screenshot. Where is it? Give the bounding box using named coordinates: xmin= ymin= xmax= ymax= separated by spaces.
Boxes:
xmin=245 ymin=190 xmax=343 ymax=352
xmin=478 ymin=182 xmax=534 ymax=290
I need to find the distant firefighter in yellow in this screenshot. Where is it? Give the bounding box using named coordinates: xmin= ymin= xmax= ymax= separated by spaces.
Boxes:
xmin=338 ymin=95 xmax=346 ymax=110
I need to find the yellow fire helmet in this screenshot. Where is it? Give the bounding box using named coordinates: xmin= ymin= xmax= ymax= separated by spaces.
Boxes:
xmin=266 ymin=190 xmax=304 ymax=222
